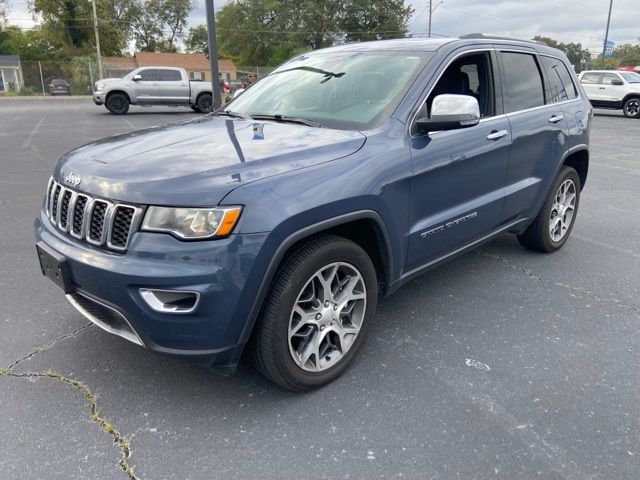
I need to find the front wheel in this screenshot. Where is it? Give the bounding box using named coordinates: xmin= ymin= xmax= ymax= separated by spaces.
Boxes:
xmin=252 ymin=235 xmax=378 ymax=391
xmin=518 ymin=166 xmax=580 ymax=252
xmin=623 ymin=97 xmax=640 ymax=118
xmin=105 ymin=93 xmax=129 ymax=115
xmin=196 ymin=93 xmax=213 ymax=113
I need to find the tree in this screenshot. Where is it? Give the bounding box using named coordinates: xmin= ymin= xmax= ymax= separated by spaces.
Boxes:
xmin=533 ymin=36 xmax=591 ymax=69
xmin=130 ymin=0 xmax=192 ymax=52
xmin=215 ymin=0 xmax=414 ymax=67
xmin=185 ymin=24 xmax=209 ymax=55
xmin=341 ymin=0 xmax=412 ymax=43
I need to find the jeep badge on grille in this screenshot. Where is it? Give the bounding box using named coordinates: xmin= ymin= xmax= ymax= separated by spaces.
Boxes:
xmin=65 ymin=171 xmax=82 ymax=187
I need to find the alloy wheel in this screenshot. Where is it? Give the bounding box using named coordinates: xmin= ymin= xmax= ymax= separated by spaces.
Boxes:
xmin=288 ymin=262 xmax=366 ymax=372
xmin=549 ymin=179 xmax=576 ymax=242
xmin=624 ymin=100 xmax=640 ymax=117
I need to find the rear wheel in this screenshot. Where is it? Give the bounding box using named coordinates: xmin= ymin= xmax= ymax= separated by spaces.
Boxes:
xmin=517 ymin=166 xmax=580 ymax=252
xmin=196 ymin=93 xmax=213 ymax=113
xmin=105 ymin=93 xmax=129 ymax=115
xmin=252 ymin=235 xmax=378 ymax=391
xmin=623 ymin=97 xmax=640 ymax=118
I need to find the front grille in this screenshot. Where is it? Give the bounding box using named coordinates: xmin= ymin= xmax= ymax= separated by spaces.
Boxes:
xmin=45 ymin=178 xmax=143 ymax=252
xmin=110 ymin=206 xmax=136 ymax=248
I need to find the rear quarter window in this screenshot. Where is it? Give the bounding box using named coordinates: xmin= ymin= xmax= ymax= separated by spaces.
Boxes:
xmin=540 ymin=56 xmax=577 ymax=103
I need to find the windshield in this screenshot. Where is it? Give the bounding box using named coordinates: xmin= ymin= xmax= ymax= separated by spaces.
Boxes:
xmin=226 ymin=50 xmax=432 ymax=130
xmin=619 ymin=71 xmax=640 ymax=83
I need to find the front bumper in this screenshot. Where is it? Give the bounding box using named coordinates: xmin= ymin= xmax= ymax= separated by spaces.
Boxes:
xmin=35 ymin=210 xmax=268 ymax=370
xmin=92 ymin=91 xmax=104 ymax=105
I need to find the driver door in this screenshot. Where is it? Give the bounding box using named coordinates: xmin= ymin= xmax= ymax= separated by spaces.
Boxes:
xmin=132 ymin=69 xmax=158 ymax=103
xmin=406 ymin=50 xmax=511 ymax=271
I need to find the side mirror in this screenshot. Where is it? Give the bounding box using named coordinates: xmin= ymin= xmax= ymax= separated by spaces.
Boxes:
xmin=415 ymin=94 xmax=480 ymax=134
xmin=133 ymin=74 xmax=142 ymax=81
xmin=611 ymin=79 xmax=623 ymax=86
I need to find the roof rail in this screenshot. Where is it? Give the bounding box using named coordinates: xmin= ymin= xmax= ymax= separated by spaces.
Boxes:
xmin=459 ymin=33 xmax=547 ymax=46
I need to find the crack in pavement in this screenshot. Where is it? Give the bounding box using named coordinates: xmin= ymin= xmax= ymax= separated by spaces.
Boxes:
xmin=1 ymin=324 xmax=141 ymax=480
xmin=478 ymin=250 xmax=639 ymax=314
xmin=7 ymin=322 xmax=93 ymax=370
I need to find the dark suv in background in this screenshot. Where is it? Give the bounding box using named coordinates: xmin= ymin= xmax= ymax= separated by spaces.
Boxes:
xmin=35 ymin=34 xmax=591 ymax=391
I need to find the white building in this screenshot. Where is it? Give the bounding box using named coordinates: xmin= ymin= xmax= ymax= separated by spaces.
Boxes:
xmin=0 ymin=55 xmax=24 ymax=94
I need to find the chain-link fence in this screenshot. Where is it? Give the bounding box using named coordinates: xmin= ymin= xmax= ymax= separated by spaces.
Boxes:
xmin=236 ymin=66 xmax=276 ymax=82
xmin=6 ymin=60 xmax=99 ymax=96
xmin=3 ymin=60 xmax=276 ymax=97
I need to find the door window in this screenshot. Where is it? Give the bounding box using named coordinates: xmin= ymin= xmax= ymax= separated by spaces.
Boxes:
xmin=602 ymin=73 xmax=622 ymax=85
xmin=540 ymin=56 xmax=577 ymax=103
xmin=580 ymin=72 xmax=602 ymax=84
xmin=500 ymin=52 xmax=545 ymax=112
xmin=423 ymin=51 xmax=495 ymax=122
xmin=138 ymin=69 xmax=158 ymax=81
xmin=159 ymin=69 xmax=182 ymax=81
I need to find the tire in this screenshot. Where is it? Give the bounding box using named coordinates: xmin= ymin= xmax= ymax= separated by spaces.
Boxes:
xmin=105 ymin=93 xmax=129 ymax=115
xmin=517 ymin=166 xmax=580 ymax=253
xmin=196 ymin=93 xmax=213 ymax=113
xmin=252 ymin=235 xmax=378 ymax=392
xmin=622 ymin=97 xmax=640 ymax=118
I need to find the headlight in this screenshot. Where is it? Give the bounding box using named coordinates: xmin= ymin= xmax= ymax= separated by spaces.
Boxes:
xmin=95 ymin=82 xmax=105 ymax=91
xmin=141 ymin=206 xmax=242 ymax=239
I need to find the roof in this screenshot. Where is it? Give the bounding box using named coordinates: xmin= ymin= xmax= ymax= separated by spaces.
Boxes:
xmin=103 ymin=56 xmax=137 ymax=69
xmin=0 ymin=55 xmax=21 ymax=67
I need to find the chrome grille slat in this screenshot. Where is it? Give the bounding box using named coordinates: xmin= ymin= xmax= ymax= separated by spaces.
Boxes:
xmin=43 ymin=179 xmax=142 ymax=252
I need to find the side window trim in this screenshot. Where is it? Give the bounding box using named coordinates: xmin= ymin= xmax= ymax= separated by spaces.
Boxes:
xmin=539 ymin=54 xmax=579 ymax=105
xmin=495 ymin=50 xmax=550 ymax=114
xmin=408 ymin=47 xmax=500 ymax=138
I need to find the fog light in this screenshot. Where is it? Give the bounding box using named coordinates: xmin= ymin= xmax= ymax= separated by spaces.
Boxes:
xmin=139 ymin=289 xmax=200 ymax=314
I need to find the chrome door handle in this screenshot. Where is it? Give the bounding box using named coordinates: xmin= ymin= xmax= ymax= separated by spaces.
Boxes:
xmin=548 ymin=114 xmax=564 ymax=124
xmin=598 ymin=87 xmax=606 ymax=90
xmin=486 ymin=129 xmax=509 ymax=140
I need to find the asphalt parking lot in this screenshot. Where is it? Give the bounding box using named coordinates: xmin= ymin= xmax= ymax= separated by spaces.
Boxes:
xmin=0 ymin=97 xmax=639 ymax=480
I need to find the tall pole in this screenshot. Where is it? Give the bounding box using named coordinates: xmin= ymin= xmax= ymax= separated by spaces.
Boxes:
xmin=205 ymin=0 xmax=222 ymax=110
xmin=427 ymin=1 xmax=432 ymax=38
xmin=601 ymin=0 xmax=614 ymax=66
xmin=91 ymin=0 xmax=103 ymax=79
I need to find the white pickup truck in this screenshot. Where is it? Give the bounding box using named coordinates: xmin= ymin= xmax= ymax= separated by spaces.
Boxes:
xmin=93 ymin=66 xmax=214 ymax=115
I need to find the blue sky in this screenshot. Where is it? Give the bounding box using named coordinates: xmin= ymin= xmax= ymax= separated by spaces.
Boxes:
xmin=6 ymin=0 xmax=640 ymax=54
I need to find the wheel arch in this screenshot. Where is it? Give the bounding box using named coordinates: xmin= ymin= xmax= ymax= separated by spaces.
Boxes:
xmin=237 ymin=211 xmax=394 ymax=347
xmin=622 ymin=92 xmax=640 ymax=104
xmin=562 ymin=147 xmax=589 ymax=190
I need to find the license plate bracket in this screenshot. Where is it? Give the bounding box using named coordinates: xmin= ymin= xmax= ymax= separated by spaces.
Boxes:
xmin=36 ymin=242 xmax=74 ymax=294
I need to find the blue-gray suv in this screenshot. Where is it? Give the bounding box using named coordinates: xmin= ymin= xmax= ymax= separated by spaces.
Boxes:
xmin=35 ymin=35 xmax=591 ymax=391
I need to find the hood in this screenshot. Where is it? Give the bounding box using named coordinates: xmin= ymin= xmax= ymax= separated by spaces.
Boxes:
xmin=54 ymin=116 xmax=366 ymax=206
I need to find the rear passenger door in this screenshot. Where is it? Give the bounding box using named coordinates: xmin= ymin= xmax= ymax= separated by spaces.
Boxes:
xmin=157 ymin=69 xmax=189 ymax=104
xmin=496 ymin=49 xmax=569 ymax=222
xmin=579 ymin=72 xmax=602 ymax=102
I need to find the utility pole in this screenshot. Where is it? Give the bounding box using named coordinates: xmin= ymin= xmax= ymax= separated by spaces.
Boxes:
xmin=427 ymin=1 xmax=443 ymax=39
xmin=601 ymin=0 xmax=614 ymax=66
xmin=205 ymin=0 xmax=222 ymax=110
xmin=91 ymin=0 xmax=103 ymax=79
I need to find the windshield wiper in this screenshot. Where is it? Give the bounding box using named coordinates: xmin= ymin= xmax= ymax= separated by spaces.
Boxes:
xmin=216 ymin=110 xmax=254 ymax=121
xmin=250 ymin=114 xmax=323 ymax=128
